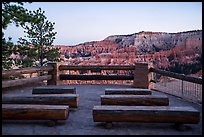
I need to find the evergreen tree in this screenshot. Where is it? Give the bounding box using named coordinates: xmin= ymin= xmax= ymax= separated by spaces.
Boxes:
xmin=2 ymin=2 xmax=34 ymax=70
xmin=2 ymin=2 xmax=62 ymax=69
xmin=17 ymin=8 xmax=61 ymax=67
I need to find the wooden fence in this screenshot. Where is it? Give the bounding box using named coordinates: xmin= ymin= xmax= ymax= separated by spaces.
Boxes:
xmin=2 ymin=66 xmax=53 ymax=88
xmin=46 ymin=62 xmax=152 ymax=88
xmin=2 ymin=62 xmax=202 ymax=104
xmin=2 ymin=62 xmax=152 ymax=89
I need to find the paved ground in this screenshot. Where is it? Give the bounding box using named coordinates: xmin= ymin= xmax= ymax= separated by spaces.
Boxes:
xmin=2 ymin=83 xmax=202 ymax=135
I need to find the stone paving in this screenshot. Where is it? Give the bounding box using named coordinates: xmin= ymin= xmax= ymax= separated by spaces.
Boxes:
xmin=2 ymin=83 xmax=202 ymax=135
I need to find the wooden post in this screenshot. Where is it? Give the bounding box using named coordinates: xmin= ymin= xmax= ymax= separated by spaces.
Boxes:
xmin=132 ymin=62 xmax=154 ymax=89
xmin=47 ymin=62 xmax=64 ymax=85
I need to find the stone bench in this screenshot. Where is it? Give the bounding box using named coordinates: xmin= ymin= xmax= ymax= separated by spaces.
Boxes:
xmin=32 ymin=86 xmax=76 ymax=94
xmin=2 ymin=94 xmax=79 ymax=108
xmin=2 ymin=104 xmax=69 ymax=126
xmin=105 ymin=88 xmax=152 ymax=95
xmin=93 ymin=105 xmax=200 ymax=128
xmin=101 ymin=95 xmax=169 ymax=106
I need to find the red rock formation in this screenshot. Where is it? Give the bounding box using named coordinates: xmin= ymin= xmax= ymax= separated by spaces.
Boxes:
xmin=54 ymin=30 xmax=202 ymax=76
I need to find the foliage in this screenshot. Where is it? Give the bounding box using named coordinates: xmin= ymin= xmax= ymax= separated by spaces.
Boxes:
xmin=2 ymin=2 xmax=33 ymax=70
xmin=17 ymin=8 xmax=61 ymax=67
xmin=168 ymin=61 xmax=202 ymax=75
xmin=2 ymin=37 xmax=16 ymax=70
xmin=2 ymin=2 xmax=62 ymax=70
xmin=2 ymin=2 xmax=32 ymax=30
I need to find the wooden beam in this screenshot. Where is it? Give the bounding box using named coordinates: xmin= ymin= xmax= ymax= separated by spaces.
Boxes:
xmin=149 ymin=67 xmax=202 ymax=84
xmin=2 ymin=104 xmax=69 ymax=120
xmin=60 ymin=74 xmax=134 ymax=80
xmin=32 ymin=86 xmax=76 ymax=94
xmin=2 ymin=94 xmax=79 ymax=108
xmin=59 ymin=65 xmax=135 ymax=71
xmin=101 ymin=95 xmax=169 ymax=106
xmin=93 ymin=106 xmax=200 ymax=124
xmin=2 ymin=66 xmax=53 ymax=77
xmin=2 ymin=75 xmax=52 ymax=88
xmin=105 ymin=88 xmax=152 ymax=95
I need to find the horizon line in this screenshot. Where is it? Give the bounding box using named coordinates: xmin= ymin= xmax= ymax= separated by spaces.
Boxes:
xmin=53 ymin=29 xmax=202 ymax=46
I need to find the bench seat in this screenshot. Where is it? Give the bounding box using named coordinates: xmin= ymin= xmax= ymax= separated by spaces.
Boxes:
xmin=32 ymin=86 xmax=76 ymax=94
xmin=93 ymin=105 xmax=200 ymax=124
xmin=101 ymin=95 xmax=169 ymax=106
xmin=105 ymin=88 xmax=152 ymax=95
xmin=2 ymin=104 xmax=69 ymax=120
xmin=2 ymin=94 xmax=79 ymax=108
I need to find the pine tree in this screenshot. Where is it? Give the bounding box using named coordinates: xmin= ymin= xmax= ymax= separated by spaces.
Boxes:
xmin=17 ymin=8 xmax=61 ymax=67
xmin=2 ymin=2 xmax=62 ymax=70
xmin=2 ymin=2 xmax=34 ymax=70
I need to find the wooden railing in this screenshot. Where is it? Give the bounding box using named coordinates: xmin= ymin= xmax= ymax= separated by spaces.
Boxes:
xmin=46 ymin=62 xmax=152 ymax=88
xmin=2 ymin=66 xmax=54 ymax=88
xmin=59 ymin=65 xmax=135 ymax=81
xmin=2 ymin=66 xmax=53 ymax=77
xmin=2 ymin=62 xmax=202 ymax=104
xmin=2 ymin=63 xmax=151 ymax=88
xmin=59 ymin=65 xmax=135 ymax=71
xmin=60 ymin=74 xmax=134 ymax=81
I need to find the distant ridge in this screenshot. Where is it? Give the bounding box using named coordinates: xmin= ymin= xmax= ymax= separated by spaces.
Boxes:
xmin=55 ymin=30 xmax=202 ymax=47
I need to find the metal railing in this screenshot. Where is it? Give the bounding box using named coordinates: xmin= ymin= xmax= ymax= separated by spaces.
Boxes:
xmin=150 ymin=68 xmax=202 ymax=104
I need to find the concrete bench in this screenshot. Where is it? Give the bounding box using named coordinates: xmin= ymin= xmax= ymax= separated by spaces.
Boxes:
xmin=93 ymin=106 xmax=200 ymax=128
xmin=2 ymin=94 xmax=79 ymax=108
xmin=101 ymin=95 xmax=169 ymax=106
xmin=2 ymin=104 xmax=69 ymax=126
xmin=32 ymin=86 xmax=76 ymax=94
xmin=105 ymin=88 xmax=152 ymax=95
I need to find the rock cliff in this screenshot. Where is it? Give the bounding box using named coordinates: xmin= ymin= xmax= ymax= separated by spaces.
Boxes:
xmin=55 ymin=30 xmax=202 ymax=75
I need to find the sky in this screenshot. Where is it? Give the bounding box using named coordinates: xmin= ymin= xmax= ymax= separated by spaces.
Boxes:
xmin=3 ymin=2 xmax=202 ymax=46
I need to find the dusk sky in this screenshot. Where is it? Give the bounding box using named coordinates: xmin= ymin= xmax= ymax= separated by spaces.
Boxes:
xmin=3 ymin=2 xmax=202 ymax=46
